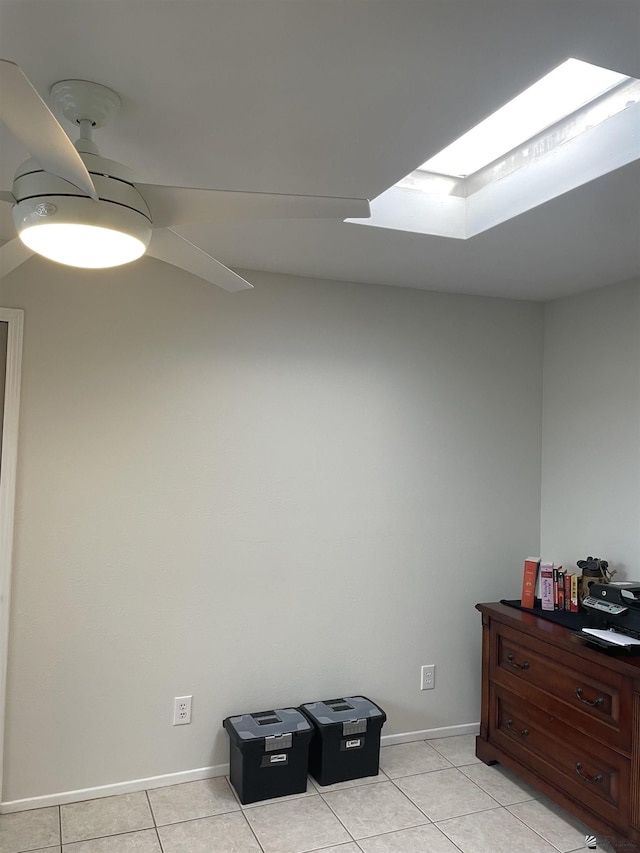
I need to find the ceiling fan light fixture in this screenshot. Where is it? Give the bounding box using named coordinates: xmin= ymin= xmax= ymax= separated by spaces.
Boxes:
xmin=12 ymin=193 xmax=152 ymax=269
xmin=19 ymin=222 xmax=147 ymax=268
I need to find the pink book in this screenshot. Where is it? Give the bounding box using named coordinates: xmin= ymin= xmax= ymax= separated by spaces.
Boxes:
xmin=540 ymin=562 xmax=555 ymax=611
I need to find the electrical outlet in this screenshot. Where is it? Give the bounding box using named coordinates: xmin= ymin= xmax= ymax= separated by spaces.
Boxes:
xmin=173 ymin=695 xmax=192 ymax=725
xmin=421 ymin=664 xmax=436 ymax=690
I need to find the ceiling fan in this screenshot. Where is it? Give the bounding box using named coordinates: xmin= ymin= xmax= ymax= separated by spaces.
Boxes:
xmin=0 ymin=59 xmax=370 ymax=290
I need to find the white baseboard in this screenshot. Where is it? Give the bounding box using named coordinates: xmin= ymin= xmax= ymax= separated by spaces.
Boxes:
xmin=0 ymin=722 xmax=480 ymax=813
xmin=0 ymin=763 xmax=229 ymax=813
xmin=381 ymin=721 xmax=479 ymax=746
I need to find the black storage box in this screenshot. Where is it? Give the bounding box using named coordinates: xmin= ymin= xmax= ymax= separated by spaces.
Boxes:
xmin=299 ymin=696 xmax=386 ymax=786
xmin=222 ymin=707 xmax=313 ymax=804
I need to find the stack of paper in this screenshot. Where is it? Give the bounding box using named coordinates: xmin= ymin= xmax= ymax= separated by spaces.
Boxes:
xmin=581 ymin=628 xmax=640 ymax=647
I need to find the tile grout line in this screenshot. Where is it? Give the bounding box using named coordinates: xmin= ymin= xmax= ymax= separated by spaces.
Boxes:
xmin=154 ymin=825 xmax=166 ymax=853
xmin=144 ymin=789 xmax=165 ymax=853
xmin=434 ymin=808 xmax=507 ymax=853
xmin=239 ymin=807 xmax=268 ymax=853
xmin=387 ymin=763 xmax=509 ymax=825
xmin=144 ymin=788 xmax=157 ymax=829
xmin=503 ymin=803 xmax=584 ymax=853
xmin=224 ymin=774 xmax=243 ymax=809
xmin=387 ymin=769 xmax=433 ymax=821
xmin=316 ymin=787 xmax=360 ymax=847
xmin=56 ymin=790 xmax=159 ymax=848
xmin=223 ymin=773 xmax=268 ymax=853
xmin=135 ymin=806 xmax=242 ymax=829
xmin=316 ymin=780 xmax=469 ymax=853
xmin=238 ymin=782 xmax=356 ymax=853
xmin=504 ymin=805 xmax=556 ymax=850
xmin=57 ymin=827 xmax=161 ymax=846
xmin=145 ymin=774 xmax=267 ymax=853
xmin=317 ymin=775 xmax=435 ymax=845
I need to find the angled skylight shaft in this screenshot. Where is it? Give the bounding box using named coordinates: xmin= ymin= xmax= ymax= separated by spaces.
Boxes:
xmin=420 ymin=58 xmax=630 ymax=178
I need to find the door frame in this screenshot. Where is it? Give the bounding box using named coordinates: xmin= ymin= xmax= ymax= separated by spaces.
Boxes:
xmin=0 ymin=307 xmax=24 ymax=804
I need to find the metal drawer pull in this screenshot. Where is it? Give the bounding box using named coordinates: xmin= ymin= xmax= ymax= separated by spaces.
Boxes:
xmin=506 ymin=719 xmax=528 ymax=737
xmin=575 ymin=762 xmax=603 ymax=784
xmin=506 ymin=653 xmax=529 ymax=670
xmin=575 ymin=688 xmax=604 ymax=707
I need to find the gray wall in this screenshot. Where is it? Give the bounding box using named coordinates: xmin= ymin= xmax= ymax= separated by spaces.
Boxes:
xmin=1 ymin=258 xmax=544 ymax=801
xmin=541 ymin=278 xmax=640 ymax=575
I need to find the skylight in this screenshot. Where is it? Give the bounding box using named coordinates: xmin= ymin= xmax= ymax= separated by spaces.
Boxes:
xmin=346 ymin=57 xmax=640 ymax=240
xmin=419 ymin=58 xmax=631 ymax=178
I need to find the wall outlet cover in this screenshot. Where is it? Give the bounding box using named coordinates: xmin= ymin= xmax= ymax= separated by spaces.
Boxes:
xmin=421 ymin=664 xmax=435 ymax=690
xmin=173 ymin=695 xmax=192 ymax=725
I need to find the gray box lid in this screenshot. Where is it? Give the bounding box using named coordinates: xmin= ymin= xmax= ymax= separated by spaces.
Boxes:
xmin=301 ymin=696 xmax=386 ymax=726
xmin=224 ymin=708 xmax=312 ymax=741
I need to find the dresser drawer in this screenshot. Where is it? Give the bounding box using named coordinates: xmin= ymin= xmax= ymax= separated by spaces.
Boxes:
xmin=491 ymin=623 xmax=633 ymax=752
xmin=492 ymin=686 xmax=630 ymax=829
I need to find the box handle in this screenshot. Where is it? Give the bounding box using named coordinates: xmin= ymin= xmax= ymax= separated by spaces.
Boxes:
xmin=342 ymin=718 xmax=367 ymax=736
xmin=265 ymin=733 xmax=292 ymax=752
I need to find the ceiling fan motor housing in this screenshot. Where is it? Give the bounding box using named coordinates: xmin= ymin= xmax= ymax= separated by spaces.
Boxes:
xmin=12 ymin=149 xmax=153 ymax=264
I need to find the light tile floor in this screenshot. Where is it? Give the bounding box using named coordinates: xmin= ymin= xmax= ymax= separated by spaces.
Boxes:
xmin=0 ymin=735 xmax=619 ymax=853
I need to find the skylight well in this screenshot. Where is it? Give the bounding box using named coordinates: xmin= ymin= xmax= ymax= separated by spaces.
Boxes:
xmin=347 ymin=57 xmax=640 ymax=240
xmin=419 ymin=59 xmax=631 ymax=179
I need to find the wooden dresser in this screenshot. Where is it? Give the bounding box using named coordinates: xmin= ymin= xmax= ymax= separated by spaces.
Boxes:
xmin=476 ymin=602 xmax=640 ymax=853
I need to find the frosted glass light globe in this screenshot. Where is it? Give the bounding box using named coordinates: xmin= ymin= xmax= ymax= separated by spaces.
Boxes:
xmin=19 ymin=222 xmax=147 ymax=268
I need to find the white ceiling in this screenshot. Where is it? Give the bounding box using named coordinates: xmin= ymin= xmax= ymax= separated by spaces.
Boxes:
xmin=1 ymin=0 xmax=639 ymax=301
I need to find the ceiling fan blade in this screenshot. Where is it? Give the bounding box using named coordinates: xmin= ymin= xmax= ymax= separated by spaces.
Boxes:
xmin=0 ymin=59 xmax=97 ymax=200
xmin=147 ymin=228 xmax=253 ymax=293
xmin=136 ymin=183 xmax=371 ymax=228
xmin=0 ymin=237 xmax=33 ymax=278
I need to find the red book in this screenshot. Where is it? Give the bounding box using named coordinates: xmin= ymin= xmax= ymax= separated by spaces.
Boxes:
xmin=521 ymin=557 xmax=540 ymax=609
xmin=564 ymin=572 xmax=571 ymax=611
xmin=557 ymin=570 xmax=565 ymax=610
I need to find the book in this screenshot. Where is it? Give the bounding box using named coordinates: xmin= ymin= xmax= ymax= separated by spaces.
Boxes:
xmin=564 ymin=572 xmax=571 ymax=611
xmin=570 ymin=574 xmax=579 ymax=612
xmin=540 ymin=562 xmax=555 ymax=610
xmin=557 ymin=569 xmax=565 ymax=610
xmin=553 ymin=566 xmax=559 ymax=609
xmin=521 ymin=557 xmax=540 ymax=609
